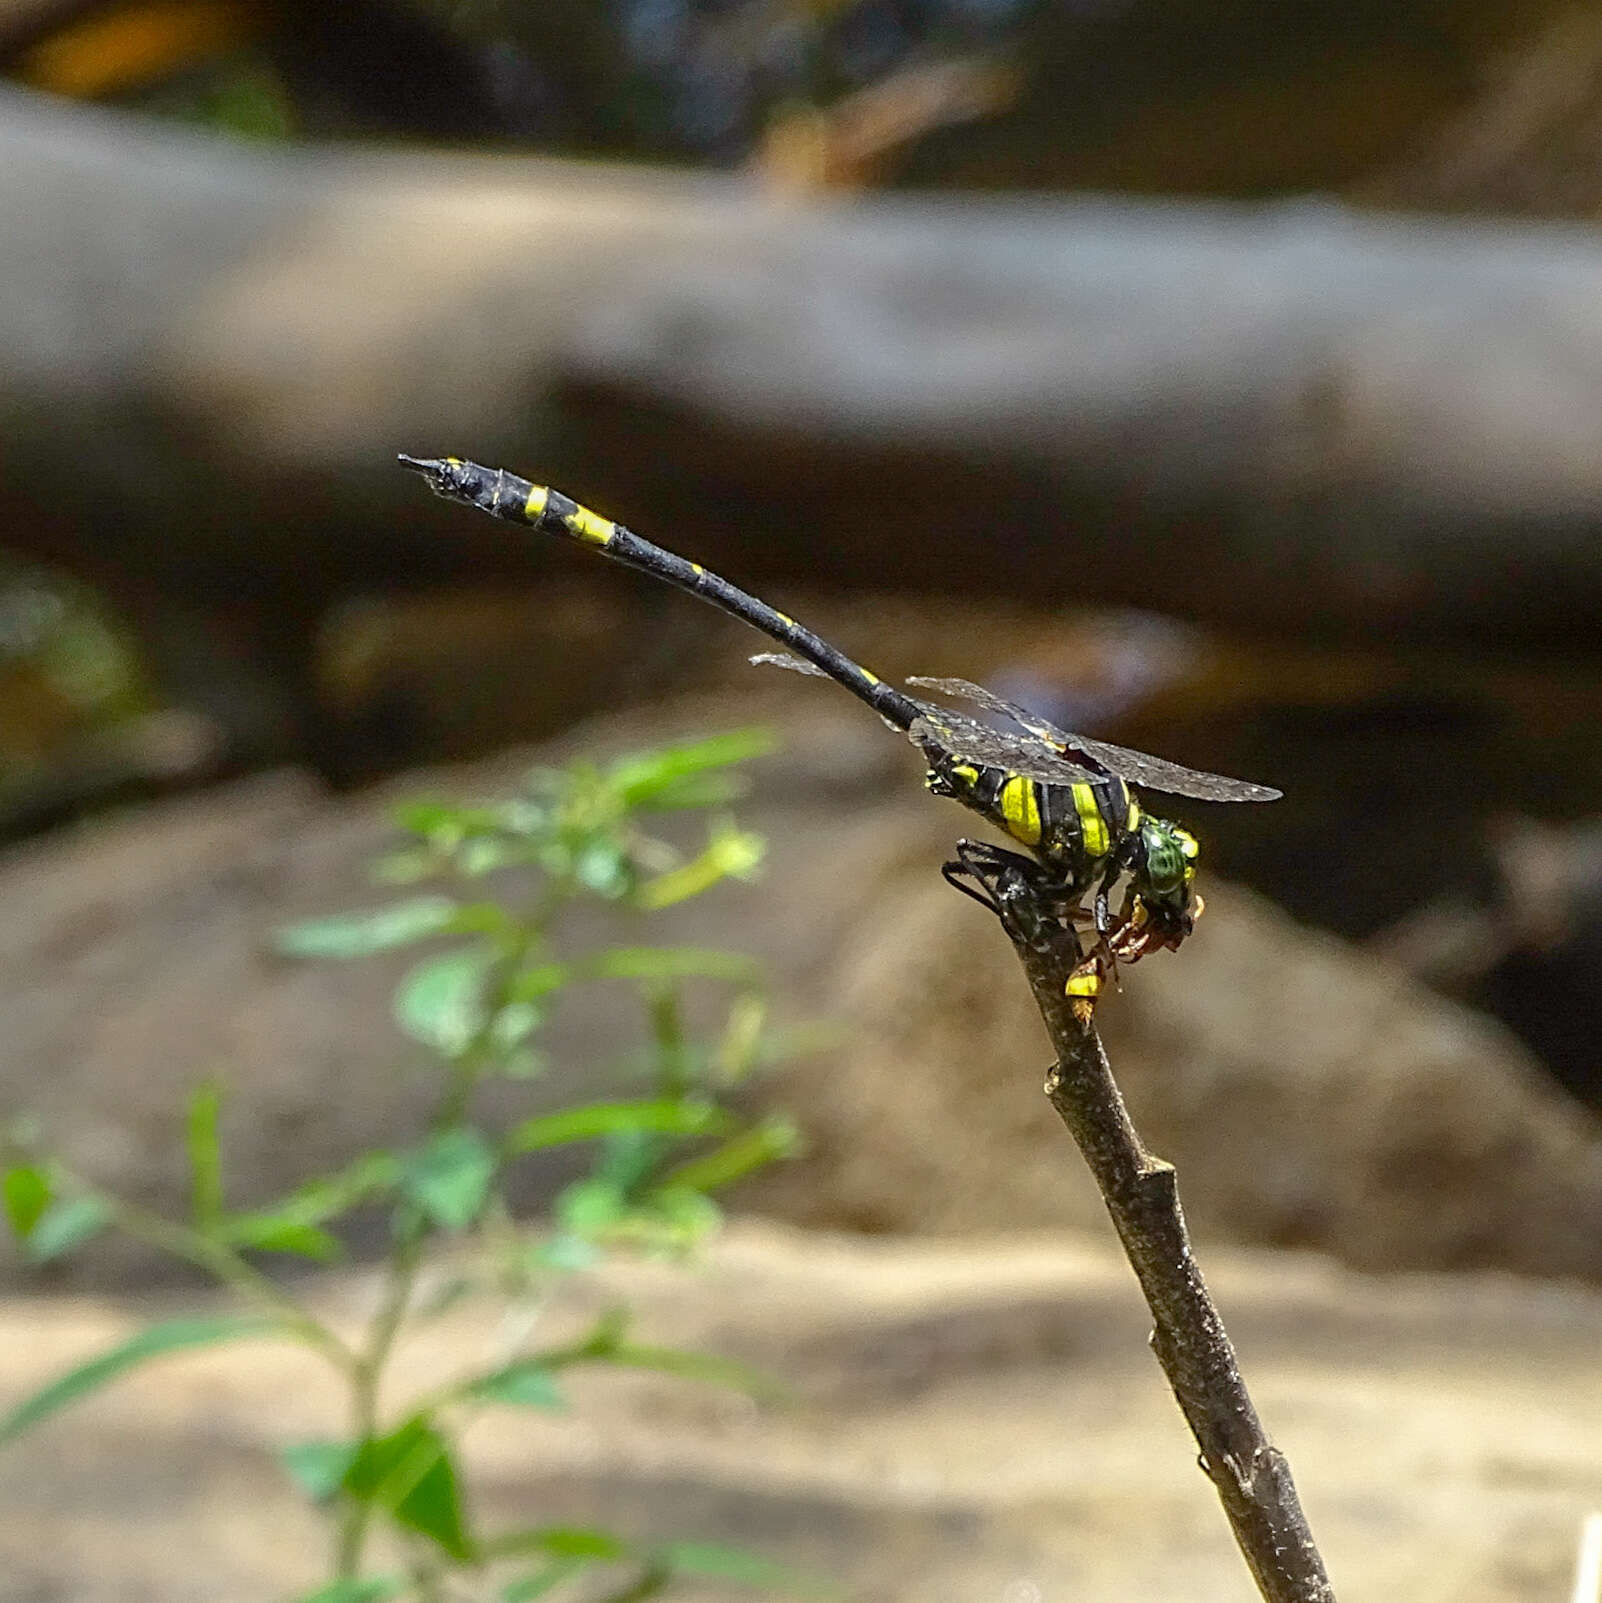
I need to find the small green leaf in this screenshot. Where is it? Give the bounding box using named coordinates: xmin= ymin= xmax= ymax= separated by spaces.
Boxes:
xmin=501 ymin=1561 xmax=585 ymax=1601
xmin=587 ymin=1343 xmax=781 ymax=1401
xmin=635 ymin=823 xmax=765 ymax=910
xmin=468 ymin=1362 xmax=566 ymax=1410
xmin=263 ymin=1152 xmax=402 ymax=1229
xmin=526 ymin=1526 xmax=631 ymax=1561
xmin=226 ymin=1217 xmax=342 ymax=1261
xmin=274 ymin=895 xmax=460 ymax=959
xmin=489 ymin=1001 xmax=544 ymax=1054
xmin=531 ymin=1232 xmax=598 ymax=1272
xmin=608 ymin=729 xmax=775 ymax=808
xmin=371 ymin=845 xmax=437 ymax=885
xmin=459 ymin=837 xmax=517 ymax=876
xmin=664 ymin=1116 xmax=800 ymax=1194
xmin=343 ymin=1417 xmax=472 ymax=1560
xmin=496 ymin=798 xmax=549 ymax=837
xmin=554 ymin=1178 xmax=626 ymax=1237
xmin=439 ymin=901 xmax=517 ymax=938
xmin=395 ymin=947 xmax=492 ymax=1057
xmin=281 ymin=1437 xmax=359 ymax=1502
xmin=498 ymin=1047 xmax=548 ymax=1082
xmin=292 ymin=1576 xmax=405 ymax=1603
xmin=186 ymin=1082 xmax=224 ymax=1229
xmin=647 ymin=1186 xmax=723 ymax=1235
xmin=2 ymin=1165 xmax=51 ymax=1239
xmin=25 ymin=1194 xmax=111 ymax=1262
xmin=715 ymin=994 xmax=768 ymax=1083
xmin=629 ymin=773 xmax=747 ymax=811
xmin=506 ymin=962 xmax=569 ymax=1003
xmin=0 ymin=1316 xmax=274 ymax=1445
xmin=657 ymin=1540 xmax=823 ymax=1592
xmin=404 ymin=1127 xmax=497 ymax=1231
xmin=505 ymin=1100 xmax=728 ymax=1154
xmin=570 ymin=1307 xmax=631 ymax=1355
xmin=588 ymin=947 xmax=762 ymax=984
xmin=574 ymin=838 xmax=632 ymax=898
xmin=393 ymin=799 xmax=486 ymax=840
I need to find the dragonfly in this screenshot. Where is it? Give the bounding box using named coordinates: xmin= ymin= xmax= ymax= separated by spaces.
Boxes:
xmin=399 ymin=454 xmax=1281 ymax=1020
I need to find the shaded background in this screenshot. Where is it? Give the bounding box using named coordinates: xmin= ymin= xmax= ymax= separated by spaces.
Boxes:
xmin=4 ymin=2 xmax=1602 ymax=1599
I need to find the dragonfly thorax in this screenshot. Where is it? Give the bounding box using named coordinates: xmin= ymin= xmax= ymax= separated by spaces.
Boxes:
xmin=921 ymin=746 xmax=1140 ymax=892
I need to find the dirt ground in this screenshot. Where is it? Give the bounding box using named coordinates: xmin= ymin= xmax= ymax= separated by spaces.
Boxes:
xmin=1 ymin=1221 xmax=1599 ymax=1602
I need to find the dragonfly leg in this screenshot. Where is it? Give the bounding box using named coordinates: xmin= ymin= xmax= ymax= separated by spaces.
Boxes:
xmin=942 ymin=839 xmax=1074 ymax=953
xmin=1088 ymin=856 xmax=1133 ymax=991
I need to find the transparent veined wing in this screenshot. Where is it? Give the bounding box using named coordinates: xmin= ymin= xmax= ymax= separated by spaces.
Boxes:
xmin=907 ymin=675 xmax=1282 ymax=802
xmin=907 ymin=676 xmax=1073 ymax=748
xmin=1043 ymin=731 xmax=1282 ymax=802
xmin=906 ymin=703 xmax=1101 ymax=788
xmin=751 ymin=651 xmax=826 ymax=677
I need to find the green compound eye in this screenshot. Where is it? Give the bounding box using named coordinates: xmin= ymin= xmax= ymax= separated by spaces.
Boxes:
xmin=1139 ymin=819 xmax=1193 ymax=898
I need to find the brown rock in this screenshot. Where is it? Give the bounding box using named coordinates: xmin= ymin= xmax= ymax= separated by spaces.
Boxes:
xmin=3 ymin=696 xmax=1600 ymax=1288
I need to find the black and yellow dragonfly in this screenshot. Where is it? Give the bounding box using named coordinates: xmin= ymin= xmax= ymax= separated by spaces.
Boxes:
xmin=399 ymin=455 xmax=1281 ymax=1018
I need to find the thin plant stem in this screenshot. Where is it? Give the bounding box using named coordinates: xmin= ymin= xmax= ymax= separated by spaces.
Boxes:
xmin=110 ymin=1198 xmax=354 ymax=1373
xmin=595 ymin=1563 xmax=672 ymax=1603
xmin=335 ymin=887 xmax=553 ymax=1581
xmin=335 ymin=1227 xmax=425 ymax=1578
xmin=987 ymin=870 xmax=1336 ymax=1603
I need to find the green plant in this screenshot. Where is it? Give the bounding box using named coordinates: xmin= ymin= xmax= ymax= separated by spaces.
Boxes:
xmin=2 ymin=728 xmax=822 ymax=1602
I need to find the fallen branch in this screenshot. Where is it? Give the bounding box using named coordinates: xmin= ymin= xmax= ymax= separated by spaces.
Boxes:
xmin=8 ymin=85 xmax=1602 ymax=653
xmin=961 ymin=844 xmax=1335 ymax=1602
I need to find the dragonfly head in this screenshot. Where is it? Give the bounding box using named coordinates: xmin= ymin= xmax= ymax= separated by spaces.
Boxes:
xmin=1120 ymin=815 xmax=1201 ymax=949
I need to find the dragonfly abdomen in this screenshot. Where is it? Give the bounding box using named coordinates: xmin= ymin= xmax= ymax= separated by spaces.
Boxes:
xmin=399 ymin=454 xmax=922 ymax=733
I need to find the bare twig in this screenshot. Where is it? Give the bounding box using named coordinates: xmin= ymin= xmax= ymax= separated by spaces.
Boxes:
xmin=974 ymin=854 xmax=1335 ymax=1603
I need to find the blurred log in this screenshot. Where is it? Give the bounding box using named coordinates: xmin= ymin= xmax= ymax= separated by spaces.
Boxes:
xmin=7 ymin=85 xmax=1602 ymax=760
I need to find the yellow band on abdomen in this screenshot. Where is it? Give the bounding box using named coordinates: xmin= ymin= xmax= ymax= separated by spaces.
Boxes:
xmin=999 ymin=775 xmax=1042 ymax=846
xmin=566 ymin=506 xmax=615 ymax=546
xmin=1072 ymin=783 xmax=1110 ymax=857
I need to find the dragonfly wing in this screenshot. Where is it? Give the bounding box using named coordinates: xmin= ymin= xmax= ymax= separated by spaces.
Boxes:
xmin=751 ymin=651 xmax=827 ymax=677
xmin=778 ymin=661 xmax=1281 ymax=800
xmin=908 ymin=703 xmax=1099 ymax=787
xmin=1055 ymin=732 xmax=1283 ymax=802
xmin=906 ymin=675 xmax=1075 ymax=747
xmin=906 ymin=674 xmax=1280 ymax=800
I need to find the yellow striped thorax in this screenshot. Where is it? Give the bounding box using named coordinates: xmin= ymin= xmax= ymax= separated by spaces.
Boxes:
xmin=922 ymin=750 xmax=1136 ymax=891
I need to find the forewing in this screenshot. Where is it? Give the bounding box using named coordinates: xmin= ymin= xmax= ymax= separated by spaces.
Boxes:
xmin=772 ymin=659 xmax=1280 ymax=799
xmin=1053 ymin=733 xmax=1282 ymax=801
xmin=906 ymin=674 xmax=1279 ymax=800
